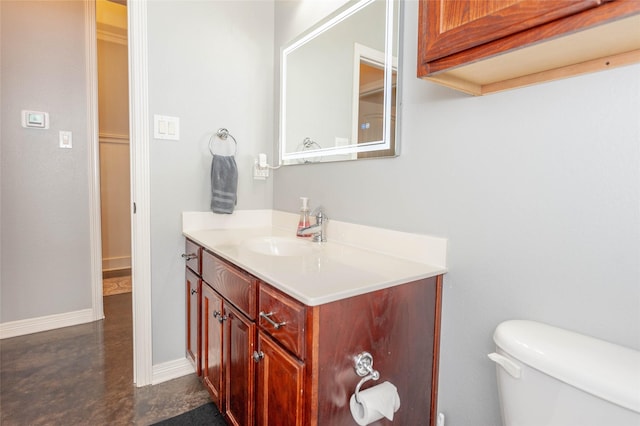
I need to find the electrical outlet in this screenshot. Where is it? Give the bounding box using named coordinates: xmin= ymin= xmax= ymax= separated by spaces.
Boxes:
xmin=258 ymin=153 xmax=268 ymax=168
xmin=253 ymin=160 xmax=269 ymax=180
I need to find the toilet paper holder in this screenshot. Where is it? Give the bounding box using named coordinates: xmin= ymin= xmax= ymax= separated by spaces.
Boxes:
xmin=353 ymin=352 xmax=380 ymax=403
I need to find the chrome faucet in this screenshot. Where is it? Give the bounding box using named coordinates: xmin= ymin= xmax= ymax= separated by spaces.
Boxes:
xmin=297 ymin=207 xmax=328 ymax=242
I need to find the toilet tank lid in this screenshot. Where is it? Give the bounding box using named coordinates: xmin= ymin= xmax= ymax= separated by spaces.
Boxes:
xmin=494 ymin=320 xmax=640 ymax=413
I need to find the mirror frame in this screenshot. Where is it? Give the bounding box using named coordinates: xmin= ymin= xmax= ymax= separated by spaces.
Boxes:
xmin=279 ymin=0 xmax=400 ymax=164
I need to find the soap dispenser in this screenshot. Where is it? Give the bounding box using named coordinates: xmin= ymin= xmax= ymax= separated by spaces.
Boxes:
xmin=296 ymin=197 xmax=311 ymax=238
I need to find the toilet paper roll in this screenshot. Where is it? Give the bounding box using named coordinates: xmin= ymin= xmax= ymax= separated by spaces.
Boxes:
xmin=349 ymin=381 xmax=400 ymax=425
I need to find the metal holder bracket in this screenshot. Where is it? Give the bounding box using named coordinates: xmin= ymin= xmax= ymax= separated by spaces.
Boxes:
xmin=353 ymin=352 xmax=380 ymax=403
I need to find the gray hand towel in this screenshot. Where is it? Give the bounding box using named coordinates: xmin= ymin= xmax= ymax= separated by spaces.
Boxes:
xmin=210 ymin=154 xmax=238 ymax=214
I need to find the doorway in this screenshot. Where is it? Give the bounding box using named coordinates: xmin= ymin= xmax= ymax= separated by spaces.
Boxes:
xmin=96 ymin=0 xmax=132 ymax=297
xmin=89 ymin=0 xmax=153 ymax=387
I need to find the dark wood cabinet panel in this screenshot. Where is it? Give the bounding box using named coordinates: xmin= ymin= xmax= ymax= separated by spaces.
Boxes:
xmin=202 ymin=250 xmax=257 ymax=320
xmin=421 ymin=0 xmax=600 ymax=62
xmin=202 ymin=283 xmax=224 ymax=408
xmin=185 ymin=268 xmax=201 ymax=375
xmin=418 ymin=0 xmax=640 ymax=95
xmin=313 ymin=276 xmax=442 ymax=426
xmin=185 ymin=239 xmax=202 ymax=275
xmin=255 ymin=333 xmax=305 ymax=426
xmin=224 ymin=304 xmax=256 ymax=426
xmin=258 ymin=284 xmax=306 ymax=360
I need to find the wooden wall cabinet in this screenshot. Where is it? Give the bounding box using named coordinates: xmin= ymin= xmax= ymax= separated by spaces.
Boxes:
xmin=418 ymin=0 xmax=640 ymax=95
xmin=186 ymin=239 xmax=443 ymax=426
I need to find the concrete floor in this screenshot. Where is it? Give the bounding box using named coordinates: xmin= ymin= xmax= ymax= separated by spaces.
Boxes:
xmin=0 ymin=293 xmax=211 ymax=425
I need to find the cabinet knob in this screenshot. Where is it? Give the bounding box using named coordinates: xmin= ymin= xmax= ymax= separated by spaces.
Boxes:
xmin=190 ymin=289 xmax=198 ymax=295
xmin=181 ymin=253 xmax=197 ymax=261
xmin=252 ymin=351 xmax=264 ymax=363
xmin=213 ymin=310 xmax=227 ymax=323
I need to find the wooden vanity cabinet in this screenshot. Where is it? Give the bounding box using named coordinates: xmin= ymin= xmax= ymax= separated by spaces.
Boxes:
xmin=202 ymin=249 xmax=258 ymax=426
xmin=184 ymin=239 xmax=202 ymax=375
xmin=254 ymin=275 xmax=443 ymax=426
xmin=418 ymin=0 xmax=640 ymax=95
xmin=186 ymin=239 xmax=443 ymax=426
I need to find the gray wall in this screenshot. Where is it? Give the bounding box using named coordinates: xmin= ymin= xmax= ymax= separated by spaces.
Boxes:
xmin=147 ymin=0 xmax=274 ymax=364
xmin=1 ymin=0 xmax=93 ymax=322
xmin=273 ymin=1 xmax=640 ymax=425
xmin=0 ymin=0 xmax=275 ymax=369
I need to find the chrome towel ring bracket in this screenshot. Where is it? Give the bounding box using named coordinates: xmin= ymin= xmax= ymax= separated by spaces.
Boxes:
xmin=209 ymin=127 xmax=238 ymax=156
xmin=296 ymin=137 xmax=323 ymax=164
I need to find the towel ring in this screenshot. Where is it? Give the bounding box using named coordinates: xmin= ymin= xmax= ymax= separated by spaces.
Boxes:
xmin=297 ymin=137 xmax=322 ymax=151
xmin=296 ymin=137 xmax=322 ymax=164
xmin=209 ymin=128 xmax=238 ymax=156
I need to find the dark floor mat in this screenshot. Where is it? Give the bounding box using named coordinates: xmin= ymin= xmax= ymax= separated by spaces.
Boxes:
xmin=152 ymin=402 xmax=227 ymax=426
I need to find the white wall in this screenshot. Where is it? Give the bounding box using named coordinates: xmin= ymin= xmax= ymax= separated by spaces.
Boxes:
xmin=0 ymin=1 xmax=93 ymax=322
xmin=273 ymin=1 xmax=640 ymax=425
xmin=146 ymin=0 xmax=274 ymax=364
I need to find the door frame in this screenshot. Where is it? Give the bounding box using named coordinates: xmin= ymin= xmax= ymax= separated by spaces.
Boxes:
xmin=127 ymin=0 xmax=153 ymax=387
xmin=86 ymin=0 xmax=103 ymax=323
xmin=87 ymin=0 xmax=153 ymax=387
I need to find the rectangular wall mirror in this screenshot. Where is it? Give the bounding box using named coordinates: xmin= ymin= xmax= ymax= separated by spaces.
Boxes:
xmin=279 ymin=0 xmax=401 ymax=165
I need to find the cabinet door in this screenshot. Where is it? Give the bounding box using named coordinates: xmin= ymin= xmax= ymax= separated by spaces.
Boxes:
xmin=255 ymin=333 xmax=305 ymax=426
xmin=223 ymin=304 xmax=256 ymax=426
xmin=202 ymin=283 xmax=224 ymax=408
xmin=185 ymin=268 xmax=201 ymax=375
xmin=420 ymin=0 xmax=601 ymax=62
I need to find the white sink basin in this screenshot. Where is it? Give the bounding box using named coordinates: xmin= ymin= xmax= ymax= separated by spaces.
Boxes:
xmin=242 ymin=237 xmax=313 ymax=257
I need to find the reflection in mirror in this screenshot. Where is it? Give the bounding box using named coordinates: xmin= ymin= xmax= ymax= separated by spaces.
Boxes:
xmin=352 ymin=44 xmax=397 ymax=159
xmin=280 ymin=0 xmax=400 ymax=164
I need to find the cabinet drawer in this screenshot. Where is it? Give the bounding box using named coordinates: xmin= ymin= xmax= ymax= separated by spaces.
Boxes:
xmin=202 ymin=250 xmax=257 ymax=320
xmin=258 ymin=284 xmax=306 ymax=359
xmin=184 ymin=239 xmax=202 ymax=275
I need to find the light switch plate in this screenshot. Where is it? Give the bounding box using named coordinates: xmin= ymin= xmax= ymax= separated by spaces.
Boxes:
xmin=154 ymin=114 xmax=180 ymax=140
xmin=59 ymin=131 xmax=72 ymax=148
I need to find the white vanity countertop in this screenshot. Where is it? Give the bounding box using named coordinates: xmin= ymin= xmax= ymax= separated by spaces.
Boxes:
xmin=183 ymin=210 xmax=447 ymax=306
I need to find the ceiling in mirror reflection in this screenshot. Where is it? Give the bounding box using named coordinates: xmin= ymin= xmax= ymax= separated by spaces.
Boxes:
xmin=280 ymin=0 xmax=400 ymax=164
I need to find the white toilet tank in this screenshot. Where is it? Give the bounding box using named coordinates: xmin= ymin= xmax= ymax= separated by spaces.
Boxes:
xmin=489 ymin=320 xmax=640 ymax=426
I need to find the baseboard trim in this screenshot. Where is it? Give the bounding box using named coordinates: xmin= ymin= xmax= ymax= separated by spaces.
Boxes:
xmin=0 ymin=308 xmax=97 ymax=340
xmin=102 ymin=256 xmax=132 ymax=272
xmin=151 ymin=357 xmax=196 ymax=385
